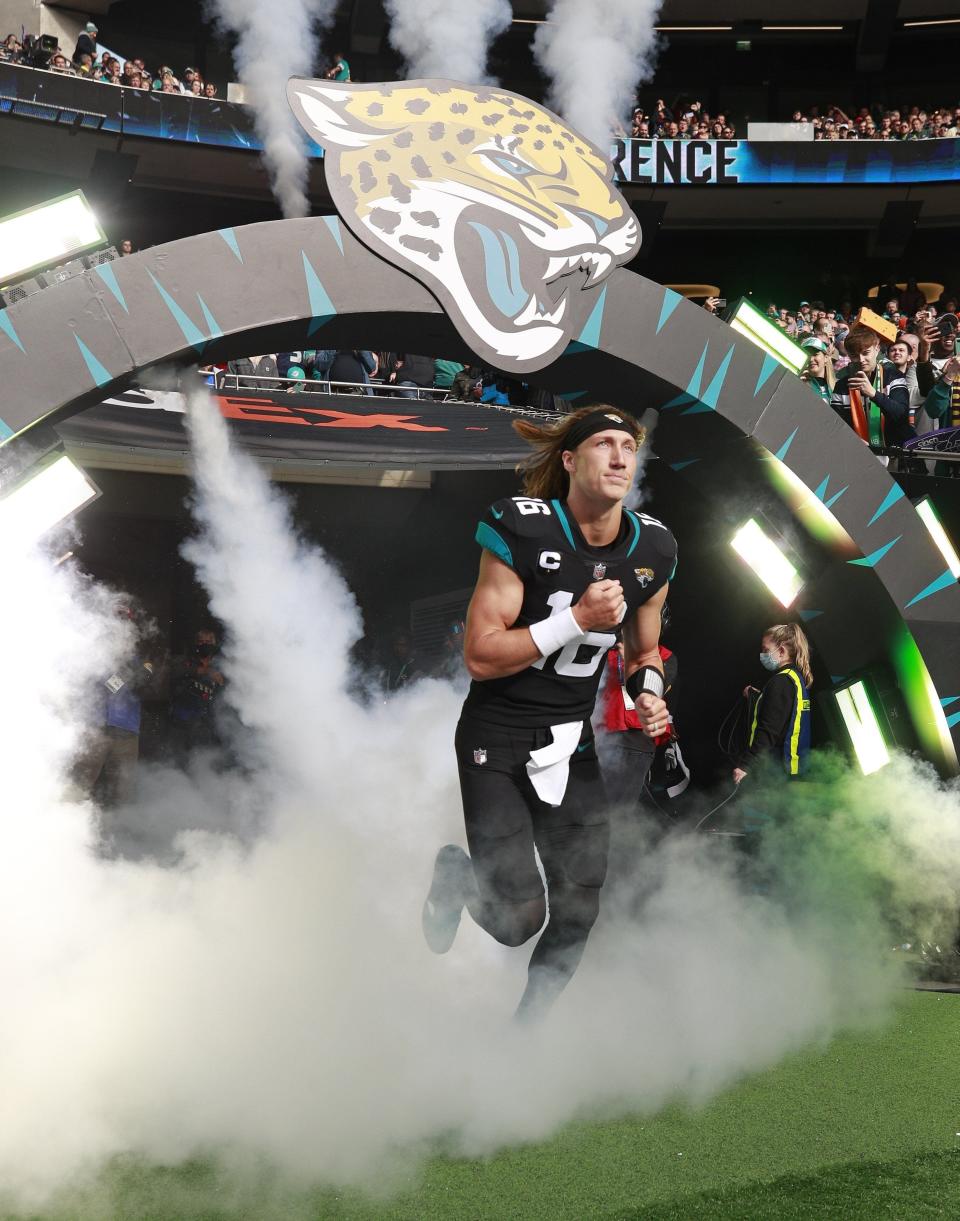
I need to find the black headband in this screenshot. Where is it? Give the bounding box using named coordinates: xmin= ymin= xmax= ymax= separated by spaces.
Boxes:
xmin=563 ymin=410 xmax=641 ymax=452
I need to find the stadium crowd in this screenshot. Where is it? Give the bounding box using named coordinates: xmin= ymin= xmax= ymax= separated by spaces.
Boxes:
xmin=0 ymin=24 xmax=219 ymax=97
xmin=626 ymin=99 xmax=960 ymax=140
xmin=214 ymin=281 xmax=959 ymax=471
xmin=704 ymin=283 xmax=960 ymax=464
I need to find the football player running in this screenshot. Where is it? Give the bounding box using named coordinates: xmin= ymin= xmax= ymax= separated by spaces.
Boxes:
xmin=422 ymin=405 xmax=677 ymax=1020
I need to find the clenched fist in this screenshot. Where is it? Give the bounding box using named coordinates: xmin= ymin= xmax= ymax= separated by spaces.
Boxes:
xmin=572 ymin=580 xmax=625 ymax=632
xmin=635 ymin=692 xmax=668 ymax=736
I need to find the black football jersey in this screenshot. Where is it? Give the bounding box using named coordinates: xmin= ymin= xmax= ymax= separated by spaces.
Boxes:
xmin=463 ymin=495 xmax=678 ymax=727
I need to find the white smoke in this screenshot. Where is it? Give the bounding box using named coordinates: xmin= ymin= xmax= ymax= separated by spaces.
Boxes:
xmin=384 ymin=0 xmax=512 ymax=84
xmin=0 ymin=391 xmax=958 ymax=1213
xmin=206 ymin=0 xmax=336 ymax=217
xmin=533 ymin=0 xmax=663 ymax=146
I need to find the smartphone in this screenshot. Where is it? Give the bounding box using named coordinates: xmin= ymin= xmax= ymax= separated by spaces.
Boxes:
xmin=715 ymin=298 xmax=727 ymax=309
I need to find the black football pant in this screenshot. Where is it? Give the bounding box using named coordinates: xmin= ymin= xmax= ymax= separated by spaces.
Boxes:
xmin=454 ymin=712 xmax=610 ymax=1019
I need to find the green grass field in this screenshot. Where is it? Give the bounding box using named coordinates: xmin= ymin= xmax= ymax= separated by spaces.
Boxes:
xmin=16 ymin=991 xmax=960 ymax=1221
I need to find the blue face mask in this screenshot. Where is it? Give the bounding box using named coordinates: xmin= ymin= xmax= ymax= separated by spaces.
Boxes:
xmin=759 ymin=651 xmax=781 ymax=672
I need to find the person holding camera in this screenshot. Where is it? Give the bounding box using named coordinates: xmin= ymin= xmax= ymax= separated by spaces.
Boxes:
xmin=830 ymin=325 xmax=912 ymax=451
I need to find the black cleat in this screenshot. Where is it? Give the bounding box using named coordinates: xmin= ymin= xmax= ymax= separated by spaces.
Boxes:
xmin=422 ymin=844 xmax=471 ymax=954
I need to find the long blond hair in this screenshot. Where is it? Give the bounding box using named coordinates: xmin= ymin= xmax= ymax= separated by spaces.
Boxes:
xmin=766 ymin=622 xmax=813 ymax=687
xmin=512 ymin=405 xmax=645 ymax=500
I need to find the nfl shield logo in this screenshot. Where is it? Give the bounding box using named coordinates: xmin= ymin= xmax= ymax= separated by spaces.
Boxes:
xmin=473 ymin=748 xmax=487 ymax=765
xmin=593 ymin=562 xmax=606 ymax=580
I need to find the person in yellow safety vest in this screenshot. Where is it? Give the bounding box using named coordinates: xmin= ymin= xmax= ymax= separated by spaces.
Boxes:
xmin=732 ymin=623 xmax=812 ymax=785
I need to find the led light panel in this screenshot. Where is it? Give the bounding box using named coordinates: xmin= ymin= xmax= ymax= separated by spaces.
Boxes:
xmin=731 ymin=517 xmax=804 ymax=607
xmin=833 ymin=680 xmax=890 ymax=775
xmin=0 ymin=453 xmax=99 ymax=545
xmin=0 ymin=191 xmax=105 ymax=284
xmin=729 ymin=298 xmax=809 ymax=375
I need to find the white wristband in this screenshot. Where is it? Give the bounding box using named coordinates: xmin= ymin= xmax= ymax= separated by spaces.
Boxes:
xmin=528 ymin=606 xmax=583 ymax=659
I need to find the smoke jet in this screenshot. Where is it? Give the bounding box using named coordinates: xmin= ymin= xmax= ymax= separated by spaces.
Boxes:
xmin=384 ymin=0 xmax=512 ymax=84
xmin=206 ymin=0 xmax=337 ymax=217
xmin=533 ymin=0 xmax=663 ymax=147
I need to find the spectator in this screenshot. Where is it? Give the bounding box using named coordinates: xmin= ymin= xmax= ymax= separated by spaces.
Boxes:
xmin=886 ymin=337 xmax=919 ymax=424
xmin=329 ymin=349 xmax=377 ymax=393
xmin=800 ymin=337 xmax=834 ymax=402
xmin=916 ymin=315 xmax=957 ymax=397
xmin=449 ymin=364 xmax=482 ymax=401
xmin=73 ymin=603 xmax=156 ymax=809
xmin=189 ymin=78 xmax=202 ymax=96
xmin=1 ymin=34 xmax=22 ymax=63
xmin=384 ymin=629 xmax=420 ymax=690
xmin=434 ymin=358 xmax=464 ymax=392
xmin=921 ymin=354 xmax=960 ymax=441
xmin=168 ymin=628 xmax=224 ymax=759
xmin=226 ymin=353 xmax=279 ymax=389
xmin=72 ymin=20 xmax=97 ymax=64
xmin=899 ymin=276 xmax=927 ymax=317
xmin=119 ymin=238 xmax=134 ymax=256
xmin=324 ymin=51 xmax=350 ymax=82
xmin=830 ymin=324 xmax=912 ymax=450
xmin=389 ymin=353 xmax=435 ymax=398
xmin=203 ymin=81 xmax=217 ymax=98
xmin=180 ymin=66 xmax=199 ymax=94
xmin=49 ymin=52 xmax=75 ymax=75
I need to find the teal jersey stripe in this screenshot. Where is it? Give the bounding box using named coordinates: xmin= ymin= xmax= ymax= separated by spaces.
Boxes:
xmin=625 ymin=511 xmax=641 ymax=557
xmin=550 ymin=499 xmax=577 ymax=550
xmin=475 ymin=521 xmax=514 ymax=568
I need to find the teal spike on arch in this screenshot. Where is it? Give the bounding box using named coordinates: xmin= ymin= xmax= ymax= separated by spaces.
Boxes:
xmin=147 ymin=271 xmax=208 ymax=351
xmin=774 ymin=427 xmax=798 ymax=461
xmin=218 ymin=228 xmax=244 ymax=262
xmin=904 ymin=568 xmax=958 ymax=609
xmin=0 ymin=309 xmax=24 ymax=353
xmin=754 ymin=353 xmax=780 ymax=397
xmin=74 ymin=335 xmax=111 ymax=387
xmin=94 ymin=262 xmax=128 ymax=312
xmin=302 ymin=252 xmax=336 ymax=336
xmin=683 ymin=345 xmax=734 ymax=413
xmin=686 ymin=342 xmax=709 ymax=399
xmin=322 ymin=215 xmax=345 ymax=254
xmin=848 ymin=536 xmax=901 ymax=568
xmin=565 ymin=286 xmax=607 ymax=353
xmin=656 ymin=287 xmax=683 ymax=334
xmin=868 ymin=481 xmax=905 ymax=526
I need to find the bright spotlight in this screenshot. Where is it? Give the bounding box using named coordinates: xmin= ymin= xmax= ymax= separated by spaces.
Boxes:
xmin=833 ymin=680 xmax=890 ymax=775
xmin=915 ymin=497 xmax=960 ymax=580
xmin=0 ymin=452 xmax=100 ymax=545
xmin=731 ymin=517 xmax=803 ymax=607
xmin=0 ymin=191 xmax=105 ymax=284
xmin=728 ymin=298 xmax=809 ymax=375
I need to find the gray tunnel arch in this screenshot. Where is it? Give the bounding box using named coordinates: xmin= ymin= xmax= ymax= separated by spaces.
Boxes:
xmin=0 ymin=215 xmax=957 ymax=771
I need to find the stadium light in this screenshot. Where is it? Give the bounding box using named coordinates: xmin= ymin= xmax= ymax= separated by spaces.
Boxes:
xmin=731 ymin=517 xmax=803 ymax=607
xmin=728 ymin=298 xmax=809 ymax=375
xmin=833 ymin=680 xmax=890 ymax=775
xmin=0 ymin=191 xmax=105 ymax=284
xmin=915 ymin=497 xmax=960 ymax=580
xmin=0 ymin=452 xmax=100 ymax=546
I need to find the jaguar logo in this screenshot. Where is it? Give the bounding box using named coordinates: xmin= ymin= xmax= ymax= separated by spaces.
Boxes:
xmin=287 ymin=78 xmax=640 ymax=373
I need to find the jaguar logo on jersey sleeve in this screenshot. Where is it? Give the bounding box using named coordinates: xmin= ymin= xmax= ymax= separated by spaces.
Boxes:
xmin=286 ymin=78 xmax=640 ymax=373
